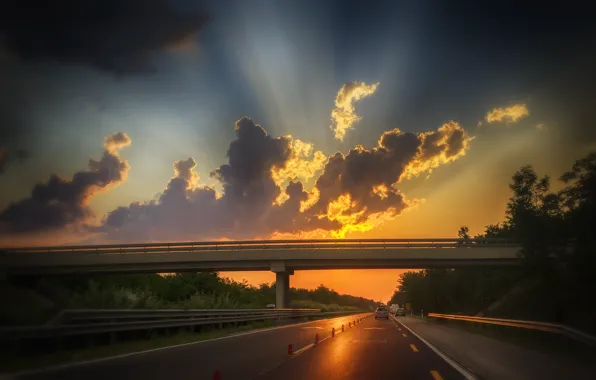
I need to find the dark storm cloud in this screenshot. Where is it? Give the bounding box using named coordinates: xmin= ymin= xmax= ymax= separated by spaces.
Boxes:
xmin=210 ymin=117 xmax=292 ymax=212
xmin=0 ymin=133 xmax=131 ymax=234
xmin=310 ymin=121 xmax=472 ymax=217
xmin=0 ymin=0 xmax=210 ymax=74
xmin=97 ymin=117 xmax=472 ymax=242
xmin=98 ymin=117 xmax=336 ymax=241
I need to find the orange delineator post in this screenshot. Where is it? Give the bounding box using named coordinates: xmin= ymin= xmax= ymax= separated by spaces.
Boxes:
xmin=288 ymin=344 xmax=293 ymax=355
xmin=213 ymin=371 xmax=221 ymax=380
xmin=332 ymin=327 xmax=335 ymax=337
xmin=315 ymin=333 xmax=319 ymax=344
xmin=342 ymin=324 xmax=344 ymax=332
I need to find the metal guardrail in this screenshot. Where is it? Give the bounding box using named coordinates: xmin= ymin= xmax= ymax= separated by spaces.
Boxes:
xmin=1 ymin=238 xmax=518 ymax=255
xmin=428 ymin=313 xmax=596 ymax=346
xmin=0 ymin=308 xmax=358 ymax=341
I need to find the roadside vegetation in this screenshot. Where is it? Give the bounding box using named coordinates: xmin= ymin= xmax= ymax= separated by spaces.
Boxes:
xmin=1 ymin=273 xmax=375 ymax=326
xmin=390 ymin=151 xmax=596 ymax=334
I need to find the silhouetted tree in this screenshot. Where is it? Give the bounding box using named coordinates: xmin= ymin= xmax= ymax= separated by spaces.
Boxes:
xmin=391 ymin=151 xmax=596 ymax=331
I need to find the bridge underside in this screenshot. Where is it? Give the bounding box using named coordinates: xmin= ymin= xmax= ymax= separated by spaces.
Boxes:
xmin=3 ymin=258 xmax=519 ymax=276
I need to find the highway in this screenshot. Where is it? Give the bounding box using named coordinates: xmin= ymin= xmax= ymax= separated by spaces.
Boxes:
xmin=8 ymin=314 xmax=466 ymax=380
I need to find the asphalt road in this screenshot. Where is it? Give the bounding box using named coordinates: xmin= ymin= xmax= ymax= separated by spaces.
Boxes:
xmin=9 ymin=313 xmax=465 ymax=380
xmin=259 ymin=315 xmax=465 ymax=380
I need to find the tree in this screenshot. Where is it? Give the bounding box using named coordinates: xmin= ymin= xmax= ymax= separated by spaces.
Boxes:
xmin=391 ymin=152 xmax=596 ymax=331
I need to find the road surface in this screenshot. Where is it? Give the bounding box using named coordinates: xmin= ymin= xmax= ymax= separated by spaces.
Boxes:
xmin=9 ymin=313 xmax=465 ymax=380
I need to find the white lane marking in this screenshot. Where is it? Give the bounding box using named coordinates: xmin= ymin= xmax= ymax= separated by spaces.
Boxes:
xmin=301 ymin=326 xmax=323 ymax=329
xmin=293 ymin=343 xmax=315 ymax=356
xmin=390 ymin=315 xmax=478 ymax=380
xmin=364 ymin=327 xmax=385 ymax=330
xmin=3 ymin=314 xmax=370 ymax=379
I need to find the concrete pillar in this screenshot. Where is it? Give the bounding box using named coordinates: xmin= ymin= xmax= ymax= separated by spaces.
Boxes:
xmin=272 ymin=262 xmax=294 ymax=309
xmin=275 ymin=272 xmax=289 ymax=309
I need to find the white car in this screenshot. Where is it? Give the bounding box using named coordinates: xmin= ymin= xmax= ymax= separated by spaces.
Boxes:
xmin=374 ymin=306 xmax=389 ymax=319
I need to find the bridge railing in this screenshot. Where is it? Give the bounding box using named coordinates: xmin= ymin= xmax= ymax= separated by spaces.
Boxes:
xmin=0 ymin=308 xmax=358 ymax=341
xmin=1 ymin=238 xmax=519 ymax=255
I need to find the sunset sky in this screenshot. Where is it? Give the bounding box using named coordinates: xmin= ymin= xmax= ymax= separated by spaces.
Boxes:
xmin=1 ymin=0 xmax=595 ymax=301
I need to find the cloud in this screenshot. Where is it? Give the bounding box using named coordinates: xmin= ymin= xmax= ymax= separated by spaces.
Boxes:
xmin=485 ymin=104 xmax=529 ymax=124
xmin=0 ymin=0 xmax=209 ymax=75
xmin=98 ymin=118 xmax=337 ymax=241
xmin=306 ymin=121 xmax=473 ymax=237
xmin=402 ymin=121 xmax=475 ymax=179
xmin=97 ymin=117 xmax=472 ymax=242
xmin=330 ymin=81 xmax=379 ymax=141
xmin=272 ymin=139 xmax=327 ymax=205
xmin=0 ymin=133 xmax=130 ymax=234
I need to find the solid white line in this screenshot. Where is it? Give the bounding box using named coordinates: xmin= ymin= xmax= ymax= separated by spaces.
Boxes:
xmin=364 ymin=327 xmax=385 ymax=330
xmin=390 ymin=315 xmax=478 ymax=380
xmin=3 ymin=314 xmax=367 ymax=380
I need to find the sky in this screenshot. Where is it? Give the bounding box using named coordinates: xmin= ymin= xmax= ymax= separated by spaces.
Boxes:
xmin=1 ymin=0 xmax=595 ymax=301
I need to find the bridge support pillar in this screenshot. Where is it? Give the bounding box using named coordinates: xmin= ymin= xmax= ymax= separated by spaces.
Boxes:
xmin=272 ymin=264 xmax=294 ymax=309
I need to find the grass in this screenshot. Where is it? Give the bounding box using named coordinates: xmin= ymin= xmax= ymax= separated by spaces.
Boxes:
xmin=0 ymin=321 xmax=275 ymax=375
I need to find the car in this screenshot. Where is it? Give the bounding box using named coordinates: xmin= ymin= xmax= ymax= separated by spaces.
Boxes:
xmin=396 ymin=308 xmax=405 ymax=316
xmin=374 ymin=306 xmax=389 ymax=319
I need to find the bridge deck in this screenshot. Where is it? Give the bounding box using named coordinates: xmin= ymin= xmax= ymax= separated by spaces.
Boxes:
xmin=1 ymin=239 xmax=521 ymax=275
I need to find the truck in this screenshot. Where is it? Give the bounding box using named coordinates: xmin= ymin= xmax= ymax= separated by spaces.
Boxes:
xmin=389 ymin=304 xmax=400 ymax=315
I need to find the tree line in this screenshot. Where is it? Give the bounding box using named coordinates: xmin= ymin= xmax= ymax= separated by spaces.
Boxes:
xmin=1 ymin=272 xmax=377 ymax=325
xmin=389 ymin=152 xmax=596 ymax=333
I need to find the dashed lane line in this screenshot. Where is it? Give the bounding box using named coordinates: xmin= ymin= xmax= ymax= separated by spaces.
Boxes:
xmin=390 ymin=315 xmax=478 ymax=380
xmin=410 ymin=344 xmax=419 ymax=352
xmin=402 ymin=333 xmax=408 ymax=337
xmin=430 ymin=370 xmax=444 ymax=380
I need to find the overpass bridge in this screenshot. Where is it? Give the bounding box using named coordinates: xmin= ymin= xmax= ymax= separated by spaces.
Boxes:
xmin=0 ymin=238 xmax=521 ymax=308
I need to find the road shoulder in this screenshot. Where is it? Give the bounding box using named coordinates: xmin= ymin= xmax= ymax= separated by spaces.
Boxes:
xmin=396 ymin=316 xmax=594 ymax=380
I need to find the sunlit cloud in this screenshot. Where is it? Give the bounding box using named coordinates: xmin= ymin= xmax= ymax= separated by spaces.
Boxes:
xmin=173 ymin=158 xmax=201 ymax=189
xmin=330 ymin=81 xmax=379 ymax=141
xmin=272 ymin=138 xmax=327 ymax=205
xmin=401 ymin=121 xmax=475 ymax=180
xmin=485 ymin=104 xmax=529 ymax=124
